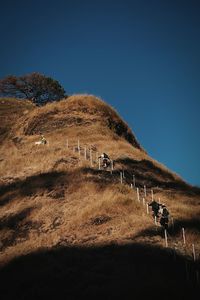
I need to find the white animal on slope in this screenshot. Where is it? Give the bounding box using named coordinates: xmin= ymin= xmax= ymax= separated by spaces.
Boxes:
xmin=35 ymin=136 xmax=48 ymax=145
xmin=34 ymin=140 xmax=48 ymax=145
xmin=35 ymin=141 xmax=44 ymax=145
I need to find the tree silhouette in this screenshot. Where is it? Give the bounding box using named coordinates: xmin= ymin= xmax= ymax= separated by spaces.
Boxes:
xmin=0 ymin=73 xmax=66 ymax=105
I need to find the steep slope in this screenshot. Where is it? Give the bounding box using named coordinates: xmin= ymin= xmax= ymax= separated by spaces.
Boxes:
xmin=0 ymin=95 xmax=199 ymax=299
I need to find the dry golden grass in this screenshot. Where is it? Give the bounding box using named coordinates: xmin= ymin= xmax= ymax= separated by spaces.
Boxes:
xmin=0 ymin=98 xmax=35 ymax=143
xmin=0 ymin=94 xmax=199 ymax=270
xmin=0 ymin=174 xmax=151 ymax=265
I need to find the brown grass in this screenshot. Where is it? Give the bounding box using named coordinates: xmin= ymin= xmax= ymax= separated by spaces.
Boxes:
xmin=0 ymin=98 xmax=35 ymax=142
xmin=0 ymin=95 xmax=199 ymax=297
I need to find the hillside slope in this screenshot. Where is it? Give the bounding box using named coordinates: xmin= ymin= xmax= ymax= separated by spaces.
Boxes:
xmin=0 ymin=98 xmax=35 ymax=143
xmin=0 ymin=95 xmax=199 ymax=299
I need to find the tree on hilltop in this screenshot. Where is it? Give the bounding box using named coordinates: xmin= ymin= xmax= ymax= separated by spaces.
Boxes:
xmin=0 ymin=72 xmax=66 ymax=105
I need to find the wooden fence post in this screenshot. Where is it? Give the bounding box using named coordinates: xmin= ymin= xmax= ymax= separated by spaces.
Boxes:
xmin=146 ymin=203 xmax=149 ymax=214
xmin=164 ymin=229 xmax=168 ymax=247
xmin=182 ymin=228 xmax=186 ymax=245
xmin=133 ymin=175 xmax=135 ymax=187
xmin=120 ymin=172 xmax=123 ymax=184
xmin=171 ymin=217 xmax=174 ymax=231
xmin=151 ymin=189 xmax=154 ymax=201
xmin=110 ymin=160 xmax=113 ymax=174
xmin=136 ymin=188 xmax=140 ymax=202
xmin=78 ymin=144 xmax=81 ymax=156
xmin=144 ymin=185 xmax=147 ymax=197
xmin=90 ymin=149 xmax=93 ymax=167
xmin=98 ymin=158 xmax=101 ymax=170
xmin=142 ymin=198 xmax=145 ymax=206
xmin=84 ymin=147 xmax=87 ymax=160
xmin=192 ymin=244 xmax=196 ymax=261
xmin=111 ymin=160 xmax=114 ymax=171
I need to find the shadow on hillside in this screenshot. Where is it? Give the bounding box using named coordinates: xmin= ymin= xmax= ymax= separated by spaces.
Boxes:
xmin=0 ymin=207 xmax=41 ymax=251
xmin=0 ymin=171 xmax=68 ymax=207
xmin=0 ymin=243 xmax=199 ymax=300
xmin=82 ymin=167 xmax=118 ymax=187
xmin=134 ymin=217 xmax=200 ymax=242
xmin=134 ymin=225 xmax=163 ymax=238
xmin=1 ymin=161 xmax=199 ymax=209
xmin=0 ymin=207 xmax=34 ymax=230
xmin=170 ymin=218 xmax=200 ymax=235
xmin=115 ymin=158 xmax=200 ymax=195
xmin=0 ymin=168 xmax=116 ymax=208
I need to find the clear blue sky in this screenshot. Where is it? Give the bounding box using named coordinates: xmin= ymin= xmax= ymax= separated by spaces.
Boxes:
xmin=0 ymin=0 xmax=200 ymax=186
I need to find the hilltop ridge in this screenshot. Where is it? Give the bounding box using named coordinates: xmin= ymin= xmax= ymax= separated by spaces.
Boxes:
xmin=14 ymin=94 xmax=143 ymax=150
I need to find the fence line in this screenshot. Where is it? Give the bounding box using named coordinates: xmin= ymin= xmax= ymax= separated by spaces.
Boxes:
xmin=64 ymin=138 xmax=199 ymax=284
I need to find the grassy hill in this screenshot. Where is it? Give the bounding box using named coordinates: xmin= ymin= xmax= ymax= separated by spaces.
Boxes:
xmin=0 ymin=98 xmax=35 ymax=143
xmin=0 ymin=95 xmax=199 ymax=299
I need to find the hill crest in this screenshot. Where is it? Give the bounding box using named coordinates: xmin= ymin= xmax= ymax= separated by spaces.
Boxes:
xmin=14 ymin=94 xmax=143 ymax=150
